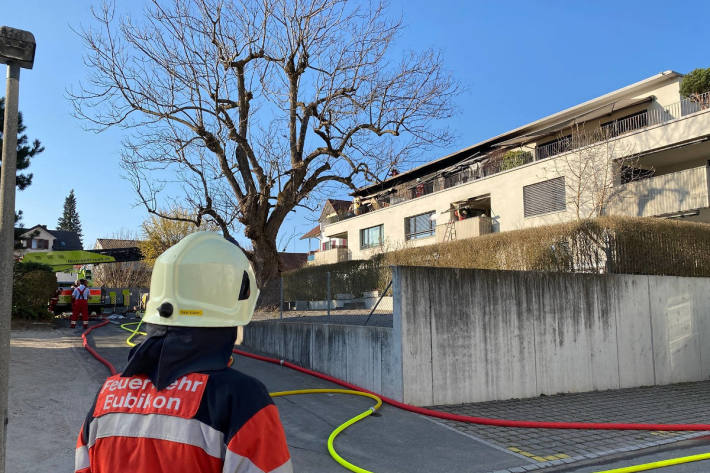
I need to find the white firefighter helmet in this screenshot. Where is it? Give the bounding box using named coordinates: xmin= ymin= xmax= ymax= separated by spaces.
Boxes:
xmin=143 ymin=232 xmax=259 ymax=327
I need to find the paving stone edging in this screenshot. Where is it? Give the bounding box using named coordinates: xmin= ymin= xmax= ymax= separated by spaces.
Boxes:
xmin=485 ymin=432 xmax=708 ymax=473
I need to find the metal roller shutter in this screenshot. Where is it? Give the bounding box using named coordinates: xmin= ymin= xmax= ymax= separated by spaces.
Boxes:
xmin=523 ymin=177 xmax=566 ymax=217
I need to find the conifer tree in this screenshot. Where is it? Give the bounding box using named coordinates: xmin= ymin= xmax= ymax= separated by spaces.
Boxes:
xmin=0 ymin=97 xmax=45 ymax=223
xmin=57 ymin=189 xmax=83 ymax=246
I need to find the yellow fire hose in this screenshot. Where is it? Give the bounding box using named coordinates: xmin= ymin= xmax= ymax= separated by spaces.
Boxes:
xmin=270 ymin=389 xmax=382 ymax=473
xmin=116 ymin=320 xmax=710 ymax=473
xmin=594 ymin=452 xmax=710 ymax=472
xmin=120 ymin=321 xmax=145 ymax=347
xmin=117 ymin=321 xmax=382 ymax=473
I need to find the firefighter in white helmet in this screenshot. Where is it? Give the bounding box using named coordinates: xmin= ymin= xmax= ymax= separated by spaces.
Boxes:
xmin=75 ymin=232 xmax=292 ymax=473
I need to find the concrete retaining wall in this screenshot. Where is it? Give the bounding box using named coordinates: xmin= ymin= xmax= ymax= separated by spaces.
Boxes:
xmin=394 ymin=266 xmax=710 ymax=406
xmin=242 ymin=267 xmax=710 ymax=407
xmin=241 ymin=321 xmax=401 ymax=400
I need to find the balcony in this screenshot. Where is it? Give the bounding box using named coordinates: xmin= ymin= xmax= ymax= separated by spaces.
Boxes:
xmin=606 ymin=166 xmax=710 ymax=218
xmin=321 ymin=92 xmax=710 ymax=228
xmin=534 ymin=92 xmax=710 ymax=161
xmin=436 ymin=216 xmax=493 ymax=242
xmin=312 ymin=247 xmax=350 ymax=265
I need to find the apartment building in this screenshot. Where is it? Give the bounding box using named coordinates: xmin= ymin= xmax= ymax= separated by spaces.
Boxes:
xmin=303 ymin=71 xmax=710 ymax=264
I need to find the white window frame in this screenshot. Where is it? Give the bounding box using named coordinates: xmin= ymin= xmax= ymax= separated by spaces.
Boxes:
xmin=360 ymin=224 xmax=384 ymax=249
xmin=405 ymin=211 xmax=436 ymax=240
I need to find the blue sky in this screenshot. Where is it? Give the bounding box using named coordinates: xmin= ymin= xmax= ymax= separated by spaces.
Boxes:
xmin=5 ymin=0 xmax=710 ymax=253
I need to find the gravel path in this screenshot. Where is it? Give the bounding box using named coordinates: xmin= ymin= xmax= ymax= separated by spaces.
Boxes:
xmin=8 ymin=326 xmax=109 ymax=473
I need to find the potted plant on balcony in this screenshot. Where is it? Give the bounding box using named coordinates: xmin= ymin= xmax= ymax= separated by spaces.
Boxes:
xmin=500 ymin=150 xmax=533 ymax=171
xmin=680 ymin=68 xmax=710 ymax=109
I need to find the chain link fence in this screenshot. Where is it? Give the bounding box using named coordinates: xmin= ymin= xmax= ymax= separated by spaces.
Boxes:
xmin=254 ymin=261 xmax=393 ymax=326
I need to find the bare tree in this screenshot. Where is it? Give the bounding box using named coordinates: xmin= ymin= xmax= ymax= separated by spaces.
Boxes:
xmin=70 ymin=0 xmax=459 ymax=285
xmin=552 ymin=123 xmax=647 ymax=219
xmin=92 ymin=231 xmax=152 ymax=288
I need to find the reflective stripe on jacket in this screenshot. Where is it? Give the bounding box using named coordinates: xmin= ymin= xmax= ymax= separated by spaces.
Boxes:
xmin=75 ymin=369 xmax=292 ymax=473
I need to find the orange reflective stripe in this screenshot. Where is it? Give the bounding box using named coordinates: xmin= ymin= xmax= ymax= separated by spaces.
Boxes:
xmin=226 ymin=405 xmax=290 ymax=472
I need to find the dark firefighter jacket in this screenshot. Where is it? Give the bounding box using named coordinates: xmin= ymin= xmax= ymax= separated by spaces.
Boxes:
xmin=74 ymin=324 xmax=292 ymax=473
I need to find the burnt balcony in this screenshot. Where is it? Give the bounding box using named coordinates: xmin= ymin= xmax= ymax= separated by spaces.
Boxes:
xmin=319 ymin=92 xmax=710 ymax=228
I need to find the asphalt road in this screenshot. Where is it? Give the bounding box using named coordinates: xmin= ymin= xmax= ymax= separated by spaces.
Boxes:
xmin=11 ymin=319 xmax=710 ymax=473
xmin=92 ymin=321 xmax=526 ymax=473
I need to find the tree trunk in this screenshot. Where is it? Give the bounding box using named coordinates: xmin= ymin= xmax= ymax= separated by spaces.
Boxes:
xmin=250 ymin=235 xmax=281 ymax=289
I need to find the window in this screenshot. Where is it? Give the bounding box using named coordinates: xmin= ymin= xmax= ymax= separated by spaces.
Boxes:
xmin=360 ymin=224 xmax=383 ymax=249
xmin=405 ymin=211 xmax=435 ymax=240
xmin=409 ymin=181 xmax=434 ymax=199
xmin=321 ymin=238 xmax=347 ymax=251
xmin=31 ymin=239 xmax=49 ymax=249
xmin=523 ymin=177 xmax=566 ymax=217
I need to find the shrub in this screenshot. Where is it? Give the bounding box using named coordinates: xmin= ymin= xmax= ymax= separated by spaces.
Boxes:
xmin=13 ymin=262 xmax=57 ymax=320
xmin=680 ymin=68 xmax=710 ymax=100
xmin=380 ymin=217 xmax=710 ymax=277
xmin=280 ymin=217 xmax=710 ymax=303
xmin=500 ymin=150 xmax=533 ymax=171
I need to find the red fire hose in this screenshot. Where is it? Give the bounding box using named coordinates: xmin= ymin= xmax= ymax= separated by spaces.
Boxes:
xmin=232 ymin=348 xmax=710 ymax=432
xmin=81 ymin=320 xmax=117 ymax=376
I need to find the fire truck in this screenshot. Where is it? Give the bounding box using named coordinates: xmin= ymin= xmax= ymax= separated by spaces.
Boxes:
xmin=20 ymin=247 xmax=143 ymax=315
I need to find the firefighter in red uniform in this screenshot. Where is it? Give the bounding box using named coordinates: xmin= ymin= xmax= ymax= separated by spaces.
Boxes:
xmin=71 ymin=279 xmax=90 ymax=330
xmin=75 ymin=232 xmax=292 ymax=473
xmin=70 ymin=280 xmax=78 ymax=323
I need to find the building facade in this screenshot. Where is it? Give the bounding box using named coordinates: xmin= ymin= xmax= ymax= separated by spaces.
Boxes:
xmin=304 ymin=71 xmax=710 ymax=264
xmin=14 ymin=225 xmax=82 ymax=256
xmin=14 ymin=225 xmax=83 ymax=282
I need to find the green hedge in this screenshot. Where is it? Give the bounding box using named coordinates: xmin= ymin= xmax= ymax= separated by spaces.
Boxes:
xmin=380 ymin=217 xmax=710 ymax=277
xmin=13 ymin=262 xmax=57 ymax=320
xmin=282 ymin=217 xmax=710 ymax=302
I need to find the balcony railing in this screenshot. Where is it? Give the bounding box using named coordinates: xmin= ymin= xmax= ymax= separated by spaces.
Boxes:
xmin=606 ymin=166 xmax=710 ymax=218
xmin=321 ymin=92 xmax=710 ymax=227
xmin=534 ymin=91 xmax=710 ymax=161
xmin=312 ymin=247 xmax=350 ymax=265
xmin=435 ymin=216 xmax=493 ymax=242
xmin=535 ymin=136 xmax=573 ymax=161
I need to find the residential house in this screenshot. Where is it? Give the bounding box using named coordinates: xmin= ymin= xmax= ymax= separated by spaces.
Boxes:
xmin=305 ymin=70 xmax=710 ymax=264
xmin=301 ymin=199 xmax=351 ymax=265
xmin=15 ymin=224 xmax=82 ymax=256
xmin=14 ymin=225 xmax=83 ymax=283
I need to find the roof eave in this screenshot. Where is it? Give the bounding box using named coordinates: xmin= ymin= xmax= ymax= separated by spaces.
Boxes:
xmin=353 ymin=70 xmax=682 ymax=196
